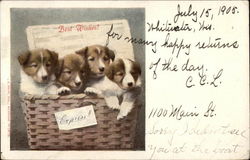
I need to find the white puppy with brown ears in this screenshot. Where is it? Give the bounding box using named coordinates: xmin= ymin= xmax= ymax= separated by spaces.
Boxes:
xmin=18 ymin=49 xmax=59 ymax=95
xmin=85 ymin=58 xmax=142 ymax=120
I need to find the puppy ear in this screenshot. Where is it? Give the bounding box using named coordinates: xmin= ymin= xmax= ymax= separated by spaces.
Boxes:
xmin=55 ymin=59 xmax=64 ymax=78
xmin=105 ymin=64 xmax=114 ymax=80
xmin=46 ymin=49 xmax=59 ymax=64
xmin=105 ymin=47 xmax=115 ymax=61
xmin=18 ymin=51 xmax=31 ymax=66
xmin=131 ymin=60 xmax=142 ymax=87
xmin=76 ymin=47 xmax=88 ymax=57
xmin=134 ymin=61 xmax=142 ymax=75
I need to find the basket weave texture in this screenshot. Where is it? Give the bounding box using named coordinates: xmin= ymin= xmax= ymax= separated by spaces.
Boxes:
xmin=21 ymin=94 xmax=139 ymax=150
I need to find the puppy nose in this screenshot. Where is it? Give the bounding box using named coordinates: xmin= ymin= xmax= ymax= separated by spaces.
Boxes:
xmin=99 ymin=67 xmax=105 ymax=72
xmin=128 ymin=82 xmax=133 ymax=87
xmin=42 ymin=75 xmax=48 ymax=81
xmin=75 ymin=81 xmax=81 ymax=86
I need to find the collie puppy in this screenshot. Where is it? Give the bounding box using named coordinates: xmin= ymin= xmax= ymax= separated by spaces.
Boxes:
xmin=76 ymin=45 xmax=115 ymax=86
xmin=56 ymin=54 xmax=89 ymax=95
xmin=18 ymin=49 xmax=59 ymax=95
xmin=85 ymin=58 xmax=141 ymax=120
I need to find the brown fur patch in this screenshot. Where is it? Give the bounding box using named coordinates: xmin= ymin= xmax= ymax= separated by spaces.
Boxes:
xmin=129 ymin=59 xmax=141 ymax=82
xmin=57 ymin=54 xmax=89 ymax=92
xmin=76 ymin=45 xmax=115 ymax=77
xmin=105 ymin=58 xmax=125 ymax=87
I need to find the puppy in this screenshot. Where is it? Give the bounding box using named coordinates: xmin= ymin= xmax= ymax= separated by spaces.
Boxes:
xmin=18 ymin=49 xmax=59 ymax=95
xmin=85 ymin=58 xmax=142 ymax=120
xmin=56 ymin=54 xmax=89 ymax=95
xmin=76 ymin=45 xmax=115 ymax=86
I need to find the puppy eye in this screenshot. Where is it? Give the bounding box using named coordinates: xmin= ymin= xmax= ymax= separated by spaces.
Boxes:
xmin=103 ymin=57 xmax=109 ymax=61
xmin=88 ymin=57 xmax=95 ymax=61
xmin=81 ymin=70 xmax=86 ymax=75
xmin=30 ymin=63 xmax=37 ymax=68
xmin=63 ymin=70 xmax=71 ymax=74
xmin=116 ymin=72 xmax=124 ymax=76
xmin=46 ymin=63 xmax=51 ymax=67
xmin=131 ymin=71 xmax=137 ymax=75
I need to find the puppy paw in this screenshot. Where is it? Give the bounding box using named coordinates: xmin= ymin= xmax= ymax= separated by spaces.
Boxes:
xmin=108 ymin=103 xmax=120 ymax=110
xmin=117 ymin=110 xmax=127 ymax=120
xmin=106 ymin=101 xmax=120 ymax=110
xmin=84 ymin=87 xmax=101 ymax=95
xmin=117 ymin=103 xmax=133 ymax=120
xmin=57 ymin=87 xmax=71 ymax=95
xmin=104 ymin=96 xmax=120 ymax=110
xmin=117 ymin=113 xmax=124 ymax=120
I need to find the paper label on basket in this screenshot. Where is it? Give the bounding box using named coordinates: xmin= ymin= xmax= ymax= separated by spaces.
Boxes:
xmin=54 ymin=105 xmax=97 ymax=130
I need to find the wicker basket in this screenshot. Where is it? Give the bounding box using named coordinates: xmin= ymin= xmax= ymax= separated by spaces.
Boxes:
xmin=21 ymin=94 xmax=140 ymax=150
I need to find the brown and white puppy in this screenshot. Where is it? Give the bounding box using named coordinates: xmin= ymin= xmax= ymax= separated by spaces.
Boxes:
xmin=105 ymin=58 xmax=141 ymax=90
xmin=56 ymin=54 xmax=89 ymax=95
xmin=76 ymin=45 xmax=115 ymax=85
xmin=18 ymin=48 xmax=59 ymax=95
xmin=85 ymin=58 xmax=141 ymax=120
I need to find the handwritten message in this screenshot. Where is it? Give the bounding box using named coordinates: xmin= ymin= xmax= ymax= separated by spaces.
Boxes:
xmin=106 ymin=4 xmax=242 ymax=89
xmin=106 ymin=2 xmax=249 ymax=159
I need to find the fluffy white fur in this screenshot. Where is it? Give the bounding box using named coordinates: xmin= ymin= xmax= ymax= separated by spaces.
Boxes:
xmin=20 ymin=70 xmax=57 ymax=95
xmin=85 ymin=72 xmax=141 ymax=120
